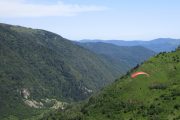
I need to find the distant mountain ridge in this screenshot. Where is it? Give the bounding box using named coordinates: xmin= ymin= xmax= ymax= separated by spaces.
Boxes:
xmin=77 ymin=42 xmax=155 ymax=76
xmin=80 ymin=38 xmax=180 ymax=52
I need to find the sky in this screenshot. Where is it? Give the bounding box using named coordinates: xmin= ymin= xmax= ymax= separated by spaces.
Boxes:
xmin=0 ymin=0 xmax=180 ymax=40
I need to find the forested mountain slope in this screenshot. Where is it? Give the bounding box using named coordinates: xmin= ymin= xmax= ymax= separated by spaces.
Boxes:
xmin=0 ymin=23 xmax=116 ymax=119
xmin=78 ymin=42 xmax=155 ymax=74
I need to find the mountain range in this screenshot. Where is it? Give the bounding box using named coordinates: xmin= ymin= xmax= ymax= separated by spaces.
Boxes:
xmin=80 ymin=38 xmax=180 ymax=52
xmin=0 ymin=23 xmax=155 ymax=119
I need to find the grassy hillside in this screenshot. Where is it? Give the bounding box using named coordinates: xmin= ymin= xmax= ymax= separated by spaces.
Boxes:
xmin=45 ymin=47 xmax=180 ymax=120
xmin=0 ymin=23 xmax=119 ymax=119
xmin=78 ymin=42 xmax=155 ymax=75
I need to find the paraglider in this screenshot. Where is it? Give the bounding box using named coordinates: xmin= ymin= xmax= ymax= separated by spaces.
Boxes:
xmin=131 ymin=72 xmax=149 ymax=78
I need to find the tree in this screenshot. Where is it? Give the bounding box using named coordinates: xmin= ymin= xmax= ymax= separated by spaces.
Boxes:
xmin=176 ymin=45 xmax=180 ymax=50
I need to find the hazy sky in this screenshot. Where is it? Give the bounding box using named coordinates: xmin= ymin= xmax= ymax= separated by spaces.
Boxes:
xmin=0 ymin=0 xmax=180 ymax=40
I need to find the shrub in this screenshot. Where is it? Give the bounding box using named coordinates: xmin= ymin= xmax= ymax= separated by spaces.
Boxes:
xmin=174 ymin=104 xmax=180 ymax=110
xmin=171 ymin=90 xmax=180 ymax=97
xmin=149 ymin=83 xmax=167 ymax=90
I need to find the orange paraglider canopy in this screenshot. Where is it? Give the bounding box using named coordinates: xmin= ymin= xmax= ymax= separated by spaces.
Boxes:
xmin=131 ymin=72 xmax=149 ymax=78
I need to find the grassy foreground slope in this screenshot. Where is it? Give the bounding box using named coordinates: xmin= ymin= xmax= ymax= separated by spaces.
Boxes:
xmin=45 ymin=47 xmax=180 ymax=120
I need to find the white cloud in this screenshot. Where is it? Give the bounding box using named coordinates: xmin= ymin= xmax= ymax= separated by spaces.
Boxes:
xmin=0 ymin=0 xmax=107 ymax=17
